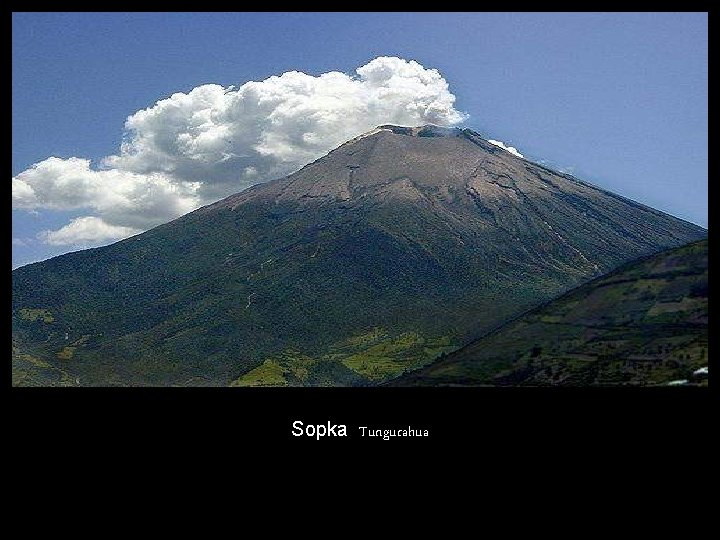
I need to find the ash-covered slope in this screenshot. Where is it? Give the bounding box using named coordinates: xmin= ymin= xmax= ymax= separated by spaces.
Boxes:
xmin=12 ymin=125 xmax=707 ymax=386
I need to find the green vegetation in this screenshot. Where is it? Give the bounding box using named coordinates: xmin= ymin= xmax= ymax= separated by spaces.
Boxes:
xmin=18 ymin=308 xmax=54 ymax=323
xmin=341 ymin=332 xmax=454 ymax=380
xmin=230 ymin=329 xmax=457 ymax=386
xmin=56 ymin=346 xmax=76 ymax=360
xmin=231 ymin=359 xmax=288 ymax=387
xmin=12 ymin=347 xmax=77 ymax=387
xmin=16 ymin=353 xmax=51 ymax=369
xmin=337 ymin=327 xmax=388 ymax=349
xmin=53 ymin=335 xmax=93 ymax=360
xmin=396 ymin=240 xmax=708 ymax=386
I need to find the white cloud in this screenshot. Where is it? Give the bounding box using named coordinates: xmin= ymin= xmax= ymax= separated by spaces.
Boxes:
xmin=38 ymin=216 xmax=142 ymax=246
xmin=13 ymin=156 xmax=202 ymax=230
xmin=13 ymin=56 xmax=467 ymax=247
xmin=487 ymin=139 xmax=524 ymax=158
xmin=12 ymin=238 xmax=28 ymax=246
xmin=106 ymin=56 xmax=466 ymax=198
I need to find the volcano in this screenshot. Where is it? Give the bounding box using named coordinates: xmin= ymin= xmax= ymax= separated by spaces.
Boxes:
xmin=12 ymin=125 xmax=707 ymax=386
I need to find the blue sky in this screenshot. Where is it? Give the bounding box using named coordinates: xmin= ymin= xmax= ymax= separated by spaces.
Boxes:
xmin=12 ymin=12 xmax=708 ymax=268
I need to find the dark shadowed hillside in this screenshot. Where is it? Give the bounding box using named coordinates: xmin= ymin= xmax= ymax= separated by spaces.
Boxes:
xmin=393 ymin=239 xmax=708 ymax=386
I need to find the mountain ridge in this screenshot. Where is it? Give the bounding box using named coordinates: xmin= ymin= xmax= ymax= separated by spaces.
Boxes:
xmin=391 ymin=238 xmax=708 ymax=386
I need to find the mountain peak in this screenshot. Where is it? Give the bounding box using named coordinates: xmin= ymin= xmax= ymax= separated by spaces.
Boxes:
xmin=345 ymin=124 xmax=468 ymax=145
xmin=375 ymin=124 xmax=465 ymax=138
xmin=344 ymin=124 xmax=522 ymax=160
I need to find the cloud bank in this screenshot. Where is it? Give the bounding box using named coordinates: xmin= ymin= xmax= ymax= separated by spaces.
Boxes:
xmin=487 ymin=139 xmax=524 ymax=158
xmin=39 ymin=217 xmax=142 ymax=246
xmin=13 ymin=56 xmax=467 ymax=246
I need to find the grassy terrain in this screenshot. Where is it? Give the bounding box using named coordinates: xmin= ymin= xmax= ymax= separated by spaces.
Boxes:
xmin=18 ymin=308 xmax=54 ymax=323
xmin=12 ymin=339 xmax=78 ymax=387
xmin=231 ymin=329 xmax=457 ymax=386
xmin=231 ymin=359 xmax=289 ymax=387
xmin=395 ymin=240 xmax=708 ymax=386
xmin=341 ymin=332 xmax=454 ymax=380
